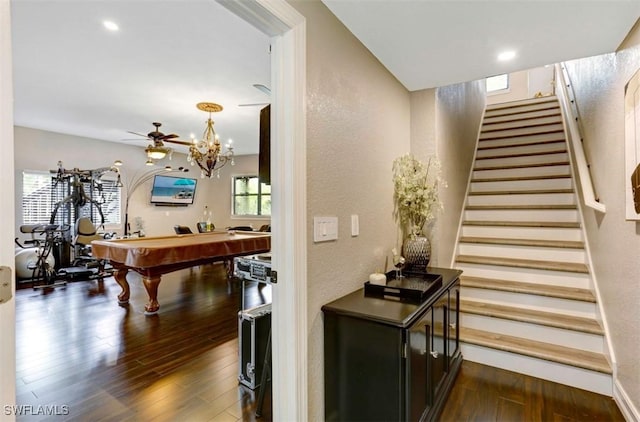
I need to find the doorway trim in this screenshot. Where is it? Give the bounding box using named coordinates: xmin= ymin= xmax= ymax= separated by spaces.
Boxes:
xmin=216 ymin=1 xmax=308 ymax=420
xmin=0 ymin=0 xmax=17 ymax=416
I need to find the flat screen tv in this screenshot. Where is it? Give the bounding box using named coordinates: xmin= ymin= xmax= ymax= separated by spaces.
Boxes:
xmin=150 ymin=175 xmax=197 ymax=206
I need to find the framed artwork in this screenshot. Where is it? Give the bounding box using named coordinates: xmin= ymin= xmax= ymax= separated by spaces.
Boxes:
xmin=624 ymin=67 xmax=640 ymax=220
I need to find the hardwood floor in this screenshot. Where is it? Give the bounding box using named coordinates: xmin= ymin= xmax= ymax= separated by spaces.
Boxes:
xmin=15 ymin=265 xmax=623 ymax=421
xmin=440 ymin=361 xmax=624 ymax=422
xmin=15 ymin=264 xmax=271 ymax=421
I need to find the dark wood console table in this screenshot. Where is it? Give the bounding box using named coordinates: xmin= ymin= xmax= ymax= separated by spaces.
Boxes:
xmin=322 ymin=267 xmax=462 ymax=421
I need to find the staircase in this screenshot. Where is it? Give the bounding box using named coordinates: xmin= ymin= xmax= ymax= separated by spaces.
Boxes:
xmin=454 ymin=96 xmax=612 ymax=395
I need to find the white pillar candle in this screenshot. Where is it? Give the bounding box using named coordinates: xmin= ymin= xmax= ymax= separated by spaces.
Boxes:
xmin=368 ymin=272 xmax=387 ymax=286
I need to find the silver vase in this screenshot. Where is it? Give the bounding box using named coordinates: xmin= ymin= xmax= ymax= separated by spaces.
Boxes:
xmin=403 ymin=235 xmax=431 ymax=273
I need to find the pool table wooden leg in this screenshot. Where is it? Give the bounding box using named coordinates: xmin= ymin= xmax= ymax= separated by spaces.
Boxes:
xmin=113 ymin=269 xmax=130 ymax=304
xmin=142 ymin=275 xmax=161 ymax=315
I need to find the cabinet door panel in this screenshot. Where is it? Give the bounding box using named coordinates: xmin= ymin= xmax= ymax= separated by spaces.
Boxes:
xmin=432 ymin=296 xmax=447 ymax=401
xmin=407 ymin=309 xmax=432 ymax=421
xmin=447 ymin=284 xmax=460 ymax=369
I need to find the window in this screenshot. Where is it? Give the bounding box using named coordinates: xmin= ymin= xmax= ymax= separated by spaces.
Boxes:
xmin=486 ymin=74 xmax=509 ymax=93
xmin=22 ymin=170 xmax=122 ymax=227
xmin=232 ymin=175 xmax=271 ymax=217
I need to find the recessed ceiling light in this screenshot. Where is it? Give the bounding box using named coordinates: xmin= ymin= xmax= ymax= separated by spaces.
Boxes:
xmin=498 ymin=50 xmax=516 ymax=62
xmin=103 ymin=20 xmax=119 ymax=31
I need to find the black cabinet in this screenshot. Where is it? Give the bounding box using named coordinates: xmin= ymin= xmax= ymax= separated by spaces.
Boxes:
xmin=323 ymin=268 xmax=462 ymax=422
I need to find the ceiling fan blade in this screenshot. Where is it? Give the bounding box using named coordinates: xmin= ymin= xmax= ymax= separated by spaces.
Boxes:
xmin=239 ymin=102 xmax=270 ymax=107
xmin=164 ymin=139 xmax=193 ymax=146
xmin=126 ymin=130 xmax=150 ymax=139
xmin=160 ymin=133 xmax=180 ymax=140
xmin=253 ymin=84 xmax=271 ymax=95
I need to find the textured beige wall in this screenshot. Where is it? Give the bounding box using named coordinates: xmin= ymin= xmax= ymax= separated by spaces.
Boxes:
xmin=13 ymin=126 xmax=263 ymax=237
xmin=564 ymin=23 xmax=640 ymax=413
xmin=410 ymin=88 xmax=437 ymax=159
xmin=288 ymin=1 xmax=411 ymax=420
xmin=409 ymin=83 xmax=485 ymax=267
xmin=435 ymin=81 xmax=486 ymax=267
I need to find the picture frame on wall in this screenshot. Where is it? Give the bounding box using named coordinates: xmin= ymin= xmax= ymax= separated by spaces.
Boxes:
xmin=624 ymin=67 xmax=640 ymax=220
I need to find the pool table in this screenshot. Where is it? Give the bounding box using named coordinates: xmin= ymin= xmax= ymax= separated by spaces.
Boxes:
xmin=92 ymin=231 xmax=271 ymax=314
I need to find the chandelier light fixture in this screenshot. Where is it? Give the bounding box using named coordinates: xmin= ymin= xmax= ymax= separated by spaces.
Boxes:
xmin=187 ymin=102 xmax=234 ymax=178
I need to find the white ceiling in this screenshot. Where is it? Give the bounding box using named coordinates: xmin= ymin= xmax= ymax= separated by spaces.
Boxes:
xmin=323 ymin=0 xmax=640 ymax=91
xmin=11 ymin=1 xmax=640 ymax=158
xmin=11 ymin=0 xmax=271 ymax=156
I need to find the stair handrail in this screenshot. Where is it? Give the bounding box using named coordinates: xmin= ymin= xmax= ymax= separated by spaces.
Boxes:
xmin=554 ymin=63 xmax=606 ymax=213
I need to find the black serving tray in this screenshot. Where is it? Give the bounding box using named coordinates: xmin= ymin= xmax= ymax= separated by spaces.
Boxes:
xmin=364 ymin=271 xmax=443 ymax=304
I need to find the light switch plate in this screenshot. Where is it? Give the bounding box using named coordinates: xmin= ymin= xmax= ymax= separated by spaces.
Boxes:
xmin=313 ymin=216 xmax=338 ymax=242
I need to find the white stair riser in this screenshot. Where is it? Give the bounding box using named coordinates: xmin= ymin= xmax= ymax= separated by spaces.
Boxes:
xmin=460 ymin=313 xmax=603 ymax=353
xmin=478 ymin=132 xmax=565 ymax=149
xmin=485 ymin=99 xmax=560 ymax=115
xmin=454 ymin=262 xmax=592 ymax=289
xmin=467 ymin=193 xmax=575 ymax=206
xmin=471 ymin=178 xmax=572 ymax=191
xmin=460 ymin=344 xmax=612 ymax=396
xmin=483 ymin=107 xmax=560 ymax=124
xmin=461 ymin=225 xmax=583 ymax=241
xmin=475 ymin=152 xmax=568 ymax=169
xmin=482 ymin=115 xmax=563 ymax=132
xmin=460 ymin=287 xmax=596 ymax=317
xmin=457 ymin=243 xmax=586 ymax=264
xmin=476 ymin=141 xmax=566 ymax=159
xmin=479 ymin=123 xmax=564 ymax=140
xmin=464 ymin=209 xmax=579 ymax=222
xmin=473 ymin=164 xmax=570 ymax=180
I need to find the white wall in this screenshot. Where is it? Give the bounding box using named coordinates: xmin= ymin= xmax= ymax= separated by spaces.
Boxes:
xmin=564 ymin=23 xmax=640 ymax=416
xmin=288 ymin=1 xmax=411 ymax=420
xmin=13 ymin=126 xmax=266 ymax=238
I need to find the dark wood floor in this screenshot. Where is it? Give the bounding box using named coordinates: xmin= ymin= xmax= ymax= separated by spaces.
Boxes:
xmin=16 ymin=264 xmax=271 ymax=421
xmin=15 ymin=265 xmax=623 ymax=421
xmin=440 ymin=361 xmax=624 ymax=421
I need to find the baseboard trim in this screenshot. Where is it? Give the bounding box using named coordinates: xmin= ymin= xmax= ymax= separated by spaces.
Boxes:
xmin=614 ymin=377 xmax=640 ymax=422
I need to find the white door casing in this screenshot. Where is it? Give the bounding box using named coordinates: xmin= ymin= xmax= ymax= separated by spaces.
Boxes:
xmin=216 ymin=1 xmax=308 ymax=420
xmin=0 ymin=1 xmax=17 ymax=421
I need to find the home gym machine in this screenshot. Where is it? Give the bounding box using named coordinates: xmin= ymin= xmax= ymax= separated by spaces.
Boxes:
xmin=15 ymin=161 xmax=120 ymax=289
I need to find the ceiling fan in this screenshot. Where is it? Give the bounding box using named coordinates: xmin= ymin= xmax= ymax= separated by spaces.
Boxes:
xmin=126 ymin=122 xmax=180 ymax=144
xmin=239 ymin=84 xmax=271 ymax=107
xmin=126 ymin=122 xmax=190 ymax=162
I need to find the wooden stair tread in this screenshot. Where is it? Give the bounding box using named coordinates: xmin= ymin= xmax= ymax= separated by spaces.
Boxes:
xmin=460 ymin=275 xmax=595 ymax=303
xmin=463 ymin=220 xmax=580 ymax=228
xmin=459 ymin=236 xmax=584 ymax=249
xmin=474 ymin=160 xmax=570 ymax=171
xmin=466 ymin=204 xmax=576 ymax=210
xmin=480 ymin=127 xmax=565 ymax=142
xmin=456 ymin=254 xmax=589 ymax=273
xmin=460 ymin=327 xmax=611 ymax=374
xmin=468 ymin=188 xmax=573 ymax=196
xmin=476 ymin=148 xmax=567 ymax=161
xmin=486 ymin=96 xmax=558 ymax=110
xmin=477 ymin=138 xmax=565 ymax=151
xmin=483 ymin=107 xmax=561 ymax=125
xmin=481 ymin=118 xmax=563 ymax=134
xmin=472 ymin=174 xmax=570 ymax=183
xmin=460 ymin=299 xmax=602 ymax=334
